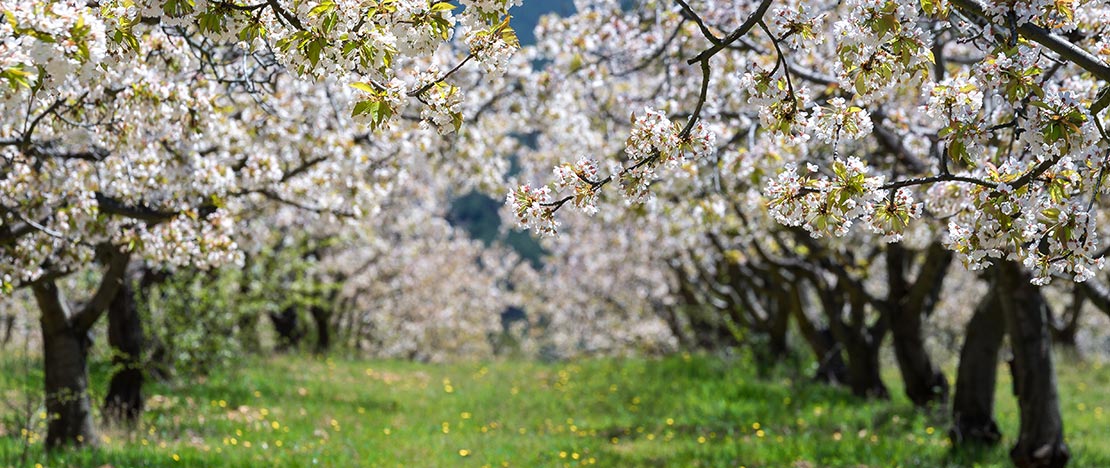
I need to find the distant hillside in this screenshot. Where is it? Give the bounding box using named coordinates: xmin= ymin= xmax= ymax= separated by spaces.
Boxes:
xmin=512 ymin=1 xmax=577 ymax=45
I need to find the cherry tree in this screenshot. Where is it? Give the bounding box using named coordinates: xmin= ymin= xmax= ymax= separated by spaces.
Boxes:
xmin=1 ymin=0 xmax=526 ymax=449
xmin=508 ymin=1 xmax=1110 ymax=465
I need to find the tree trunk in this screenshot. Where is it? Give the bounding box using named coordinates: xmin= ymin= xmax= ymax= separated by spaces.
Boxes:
xmin=1 ymin=313 xmax=14 ymax=345
xmin=810 ymin=328 xmax=849 ymax=385
xmin=135 ymin=268 xmax=173 ymax=381
xmin=886 ymin=244 xmax=951 ymax=407
xmin=236 ymin=256 xmax=262 ymax=353
xmin=786 ymin=284 xmax=848 ymax=385
xmin=658 ymin=303 xmax=691 ymax=349
xmin=841 ymin=332 xmax=888 ymax=399
xmin=1049 ymin=287 xmax=1082 ymax=349
xmin=827 ymin=293 xmax=888 ymax=399
xmin=767 ymin=288 xmax=790 ymax=358
xmin=888 ymin=310 xmax=948 ymax=406
xmin=951 ymin=291 xmax=1003 ymax=446
xmin=997 ymin=261 xmax=1069 ymax=468
xmin=310 ymin=305 xmax=330 ymax=354
xmin=270 ymin=307 xmax=303 ymax=351
xmin=34 ymin=281 xmax=98 ymax=449
xmin=103 ymin=280 xmax=144 ymax=425
xmin=31 ymin=246 xmax=130 ymax=450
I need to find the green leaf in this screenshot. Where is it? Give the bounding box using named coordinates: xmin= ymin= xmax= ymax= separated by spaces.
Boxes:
xmin=349 ymin=82 xmax=378 ymax=93
xmin=854 ymin=73 xmax=868 ymax=95
xmin=452 ymin=112 xmax=463 ymax=132
xmin=306 ymin=37 xmax=325 ymax=66
xmin=309 ymin=1 xmax=336 ymax=17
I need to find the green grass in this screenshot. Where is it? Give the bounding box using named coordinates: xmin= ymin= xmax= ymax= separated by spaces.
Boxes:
xmin=1 ymin=352 xmax=1108 ymax=467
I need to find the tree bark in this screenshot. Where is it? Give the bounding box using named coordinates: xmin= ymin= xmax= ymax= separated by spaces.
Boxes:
xmin=766 ymin=280 xmax=790 ymax=358
xmin=236 ymin=255 xmax=262 ymax=352
xmin=997 ymin=261 xmax=1069 ymax=468
xmin=840 ymin=330 xmax=888 ymax=399
xmin=32 ymin=246 xmax=130 ymax=450
xmin=309 ymin=305 xmax=330 ymax=354
xmin=886 ymin=244 xmax=951 ymax=407
xmin=950 ymin=290 xmax=1003 ymax=446
xmin=1 ymin=313 xmax=13 ymax=346
xmin=1049 ymin=287 xmax=1082 ymax=348
xmin=35 ymin=280 xmax=97 ymax=449
xmin=785 ymin=283 xmax=848 ymax=384
xmin=135 ymin=268 xmax=173 ymax=381
xmin=270 ymin=307 xmax=303 ymax=351
xmin=103 ymin=279 xmax=144 ymax=425
xmin=826 ymin=289 xmax=888 ymax=399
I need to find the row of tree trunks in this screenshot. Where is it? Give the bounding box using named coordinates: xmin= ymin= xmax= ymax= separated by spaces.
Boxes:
xmin=743 ymin=234 xmax=1069 ymax=467
xmin=802 ymin=265 xmax=889 ymax=400
xmin=269 ymin=305 xmax=334 ymax=353
xmin=31 ymin=245 xmax=349 ymax=450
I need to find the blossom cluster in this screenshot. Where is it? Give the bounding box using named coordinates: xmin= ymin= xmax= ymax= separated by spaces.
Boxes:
xmin=770 ymin=3 xmax=828 ymax=50
xmin=765 ymin=157 xmax=888 ymax=239
xmin=553 ymin=157 xmax=602 ymax=216
xmin=507 ymin=184 xmax=557 ymax=236
xmin=808 ymin=97 xmax=873 ymax=143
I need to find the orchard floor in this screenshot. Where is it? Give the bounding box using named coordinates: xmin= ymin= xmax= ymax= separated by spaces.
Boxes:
xmin=1 ymin=353 xmax=1109 ymax=467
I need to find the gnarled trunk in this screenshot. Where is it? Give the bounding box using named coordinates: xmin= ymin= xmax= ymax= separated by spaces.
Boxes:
xmin=840 ymin=331 xmax=888 ymax=399
xmin=766 ymin=283 xmax=791 ymax=358
xmin=888 ymin=311 xmax=947 ymax=406
xmin=951 ymin=291 xmax=1003 ymax=445
xmin=1 ymin=313 xmax=14 ymax=345
xmin=270 ymin=307 xmax=303 ymax=351
xmin=32 ymin=247 xmax=130 ymax=450
xmin=998 ymin=261 xmax=1069 ymax=468
xmin=1050 ymin=288 xmax=1083 ymax=349
xmin=103 ymin=280 xmax=144 ymax=425
xmin=34 ymin=281 xmax=97 ymax=449
xmin=827 ymin=291 xmax=888 ymax=399
xmin=786 ymin=283 xmax=848 ymax=385
xmin=310 ymin=305 xmax=330 ymax=354
xmin=886 ymin=244 xmax=951 ymax=407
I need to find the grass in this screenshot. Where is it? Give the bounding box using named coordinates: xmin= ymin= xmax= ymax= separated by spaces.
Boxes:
xmin=1 ymin=351 xmax=1108 ymax=467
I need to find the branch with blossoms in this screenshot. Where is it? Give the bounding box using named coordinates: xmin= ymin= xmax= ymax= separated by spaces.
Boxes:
xmin=508 ymin=106 xmax=717 ymax=236
xmin=508 ymin=0 xmax=1110 ymax=286
xmin=507 ymin=0 xmax=772 ymax=236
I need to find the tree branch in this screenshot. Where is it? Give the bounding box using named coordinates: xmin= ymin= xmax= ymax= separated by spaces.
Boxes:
xmin=950 ymin=0 xmax=1110 ymax=82
xmin=72 ymin=245 xmax=131 ymax=333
